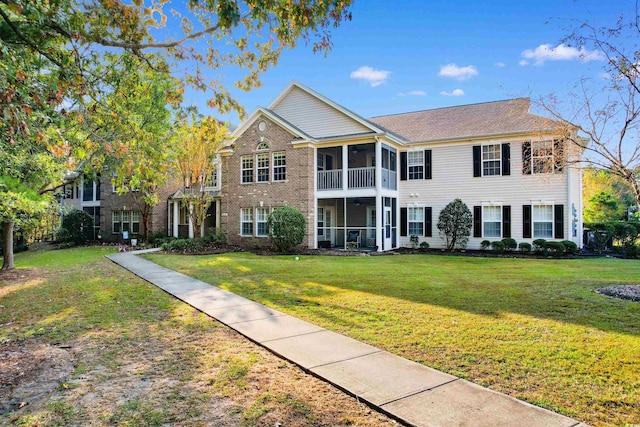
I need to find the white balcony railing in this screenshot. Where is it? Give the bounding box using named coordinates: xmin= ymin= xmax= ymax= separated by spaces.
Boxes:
xmin=317 ymin=170 xmax=342 ymax=190
xmin=348 ymin=167 xmax=375 ymax=189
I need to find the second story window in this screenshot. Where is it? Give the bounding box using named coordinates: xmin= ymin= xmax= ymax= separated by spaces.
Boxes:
xmin=241 ymin=155 xmax=254 ymax=183
xmin=532 ymin=141 xmax=553 ymax=173
xmin=273 ymin=152 xmax=286 ymax=181
xmin=257 ymin=153 xmax=270 ymax=182
xmin=408 ymin=151 xmax=424 ymax=180
xmin=482 ymin=144 xmax=501 ymax=176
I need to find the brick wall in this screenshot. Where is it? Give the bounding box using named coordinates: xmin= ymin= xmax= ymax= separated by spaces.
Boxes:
xmin=220 ymin=115 xmax=315 ymax=249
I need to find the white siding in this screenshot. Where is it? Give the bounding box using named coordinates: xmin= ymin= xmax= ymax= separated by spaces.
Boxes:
xmin=399 ymin=138 xmax=574 ymax=250
xmin=272 ymin=87 xmax=372 ymax=138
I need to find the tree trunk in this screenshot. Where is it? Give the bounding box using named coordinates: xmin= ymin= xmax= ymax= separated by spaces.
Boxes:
xmin=1 ymin=221 xmax=15 ymax=271
xmin=141 ymin=204 xmax=151 ymax=243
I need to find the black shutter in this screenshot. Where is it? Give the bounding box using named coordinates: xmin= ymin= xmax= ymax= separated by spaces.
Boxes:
xmin=523 ymin=205 xmax=532 ymax=238
xmin=501 ymin=143 xmax=510 ymax=176
xmin=522 ymin=141 xmax=532 ymax=175
xmin=553 ymin=140 xmax=564 ymax=172
xmin=424 ymin=150 xmax=432 ymax=180
xmin=502 ymin=205 xmax=511 ymax=238
xmin=473 ymin=145 xmax=481 ymax=177
xmin=400 ymin=207 xmax=407 ymax=236
xmin=554 ymin=205 xmax=564 ymax=239
xmin=400 ymin=152 xmax=407 ymax=181
xmin=473 ymin=206 xmax=482 ymax=237
xmin=425 ymin=207 xmax=432 ymax=237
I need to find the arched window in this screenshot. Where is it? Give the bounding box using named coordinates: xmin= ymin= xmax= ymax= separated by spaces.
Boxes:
xmin=257 ymin=142 xmax=269 ymax=151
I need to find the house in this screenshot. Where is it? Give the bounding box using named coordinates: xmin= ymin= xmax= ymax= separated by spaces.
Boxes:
xmin=219 ymin=81 xmax=583 ymax=251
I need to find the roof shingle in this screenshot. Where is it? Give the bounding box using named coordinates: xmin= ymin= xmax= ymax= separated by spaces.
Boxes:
xmin=369 ymin=98 xmax=560 ymax=143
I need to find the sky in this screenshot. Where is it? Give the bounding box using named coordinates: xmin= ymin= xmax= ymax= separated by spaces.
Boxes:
xmin=183 ymin=0 xmax=633 ymax=125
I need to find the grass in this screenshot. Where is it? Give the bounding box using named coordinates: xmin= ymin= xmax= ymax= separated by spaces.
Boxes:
xmin=146 ymin=252 xmax=640 ymax=427
xmin=1 ymin=247 xmax=394 ymax=426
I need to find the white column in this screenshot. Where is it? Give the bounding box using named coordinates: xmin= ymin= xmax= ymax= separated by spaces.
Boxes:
xmin=375 ymin=139 xmax=382 ymax=192
xmin=188 ymin=203 xmax=194 ymax=239
xmin=376 ymin=195 xmax=383 ymax=251
xmin=172 ymin=201 xmax=179 ymax=238
xmin=342 ymin=145 xmax=348 ymax=190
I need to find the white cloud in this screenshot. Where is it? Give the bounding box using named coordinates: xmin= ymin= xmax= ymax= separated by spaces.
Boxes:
xmin=438 ymin=64 xmax=478 ymax=81
xmin=519 ymin=60 xmax=529 ymax=66
xmin=495 ymin=62 xmax=506 ymax=68
xmin=521 ymin=43 xmax=604 ymax=66
xmin=350 ymin=66 xmax=391 ymax=87
xmin=440 ymin=89 xmax=465 ymax=97
xmin=397 ymin=90 xmax=427 ymax=96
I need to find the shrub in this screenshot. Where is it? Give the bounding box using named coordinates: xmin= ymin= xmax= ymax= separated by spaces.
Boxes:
xmin=532 ymin=239 xmax=547 ymax=254
xmin=437 ymin=198 xmax=472 ymax=252
xmin=561 ymin=240 xmax=578 ymax=254
xmin=491 ymin=241 xmax=505 ymax=253
xmin=203 ymin=227 xmax=227 ymax=245
xmin=518 ymin=242 xmax=532 ymax=253
xmin=58 ymin=209 xmax=94 ymax=245
xmin=544 ymin=241 xmax=565 ymax=257
xmin=150 ymin=231 xmax=167 ymax=245
xmin=419 ymin=241 xmax=430 ymax=251
xmin=480 ymin=240 xmax=491 ymax=250
xmin=501 ymin=238 xmax=517 ymax=252
xmin=267 ymin=206 xmax=306 ymax=253
xmin=409 ymin=235 xmax=419 ymax=249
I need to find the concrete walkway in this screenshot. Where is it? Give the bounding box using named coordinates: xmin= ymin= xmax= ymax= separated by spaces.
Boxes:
xmin=106 ymin=249 xmax=587 ymax=427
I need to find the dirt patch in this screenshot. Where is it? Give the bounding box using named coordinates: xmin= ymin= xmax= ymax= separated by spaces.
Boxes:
xmin=0 ymin=269 xmax=45 ymax=285
xmin=596 ymin=285 xmax=640 ymax=302
xmin=0 ymin=342 xmax=74 ymax=414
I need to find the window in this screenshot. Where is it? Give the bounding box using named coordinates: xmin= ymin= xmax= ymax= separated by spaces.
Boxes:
xmin=83 ymin=178 xmax=94 ymax=201
xmin=241 ymin=155 xmax=253 ymax=183
xmin=408 ymin=207 xmax=424 ymax=236
xmin=482 ymin=206 xmax=502 ymax=238
xmin=112 ymin=210 xmax=140 ymax=235
xmin=532 ymin=141 xmax=554 ymax=173
xmin=112 ymin=210 xmax=121 ymax=233
xmin=241 ymin=208 xmax=253 ymax=236
xmin=317 ymin=207 xmax=325 ymax=237
xmin=257 ymin=142 xmax=269 ymax=151
xmin=408 ymin=151 xmax=424 ymax=180
xmin=533 ymin=205 xmax=553 ymax=238
xmin=482 ymin=144 xmax=501 ymax=176
xmin=273 ymin=152 xmax=286 ymax=181
xmin=179 ymin=205 xmax=189 ymax=225
xmin=256 ymin=208 xmax=269 ymax=236
xmin=257 ymin=153 xmax=269 ymax=182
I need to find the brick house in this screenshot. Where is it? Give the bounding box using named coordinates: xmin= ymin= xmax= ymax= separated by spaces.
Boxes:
xmin=219 ymin=81 xmax=583 ymax=251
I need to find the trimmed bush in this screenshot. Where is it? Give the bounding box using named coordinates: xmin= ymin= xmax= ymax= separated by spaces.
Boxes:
xmin=437 ymin=199 xmax=473 ymax=251
xmin=561 ymin=240 xmax=578 ymax=254
xmin=58 ymin=209 xmax=94 ymax=245
xmin=267 ymin=206 xmax=306 ymax=253
xmin=518 ymin=242 xmax=532 ymax=253
xmin=409 ymin=235 xmax=420 ymax=249
xmin=544 ymin=241 xmax=565 ymax=257
xmin=501 ymin=238 xmax=517 ymax=252
xmin=532 ymin=239 xmax=547 ymax=254
xmin=491 ymin=241 xmax=505 ymax=254
xmin=480 ymin=240 xmax=491 ymax=250
xmin=203 ymin=227 xmax=227 ymax=245
xmin=419 ymin=241 xmax=430 ymax=251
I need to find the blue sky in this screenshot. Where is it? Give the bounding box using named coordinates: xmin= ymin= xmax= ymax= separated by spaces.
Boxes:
xmin=184 ymin=0 xmax=632 ymax=124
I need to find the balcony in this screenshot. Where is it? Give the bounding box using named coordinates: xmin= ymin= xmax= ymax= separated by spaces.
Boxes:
xmin=317 ymin=169 xmax=342 ymax=190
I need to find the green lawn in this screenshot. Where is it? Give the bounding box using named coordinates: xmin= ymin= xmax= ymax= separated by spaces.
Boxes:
xmin=1 ymin=247 xmax=394 ymax=426
xmin=147 ymin=252 xmax=640 ymax=427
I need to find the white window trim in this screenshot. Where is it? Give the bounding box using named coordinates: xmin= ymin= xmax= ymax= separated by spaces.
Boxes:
xmin=407 ymin=151 xmax=424 ymax=180
xmin=481 ymin=204 xmax=502 ymax=238
xmin=241 ymin=155 xmax=254 ymax=184
xmin=532 ymin=203 xmax=554 ymax=239
xmin=272 ymin=151 xmax=286 ymax=182
xmin=240 ymin=208 xmax=253 ymax=236
xmin=531 ymin=140 xmax=555 ymax=174
xmin=408 ymin=206 xmax=425 ymax=237
xmin=481 ymin=143 xmax=501 ymax=177
xmin=256 ymin=207 xmax=270 ymax=237
xmin=256 ymin=153 xmax=270 ymax=183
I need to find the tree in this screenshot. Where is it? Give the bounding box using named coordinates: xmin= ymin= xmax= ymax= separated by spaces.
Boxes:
xmin=267 ymin=207 xmax=306 ymax=253
xmin=99 ymin=53 xmax=183 ymax=242
xmin=174 ymin=112 xmax=228 ymax=238
xmin=582 ymin=167 xmax=636 ymax=222
xmin=0 ymin=0 xmax=353 ymax=270
xmin=539 ymin=9 xmax=640 ymax=209
xmin=437 ymin=199 xmax=472 ymax=251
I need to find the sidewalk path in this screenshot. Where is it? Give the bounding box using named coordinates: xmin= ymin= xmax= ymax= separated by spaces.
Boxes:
xmin=107 ymin=249 xmax=587 ymax=427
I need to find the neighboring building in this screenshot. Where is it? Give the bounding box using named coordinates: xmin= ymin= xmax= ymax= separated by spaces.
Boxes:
xmin=220 ymin=81 xmax=583 ymax=251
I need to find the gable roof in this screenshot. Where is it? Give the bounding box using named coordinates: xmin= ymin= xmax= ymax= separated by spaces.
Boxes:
xmin=369 ymin=98 xmax=561 ymax=143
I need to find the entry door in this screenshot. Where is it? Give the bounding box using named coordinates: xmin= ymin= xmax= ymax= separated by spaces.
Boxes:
xmin=317 ymin=207 xmax=335 ymax=246
xmin=384 ymin=206 xmax=392 ymax=250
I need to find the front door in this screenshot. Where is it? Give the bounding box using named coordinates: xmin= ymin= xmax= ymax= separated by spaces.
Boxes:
xmin=384 ymin=206 xmax=392 ymax=250
xmin=317 ymin=206 xmax=335 ymax=247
